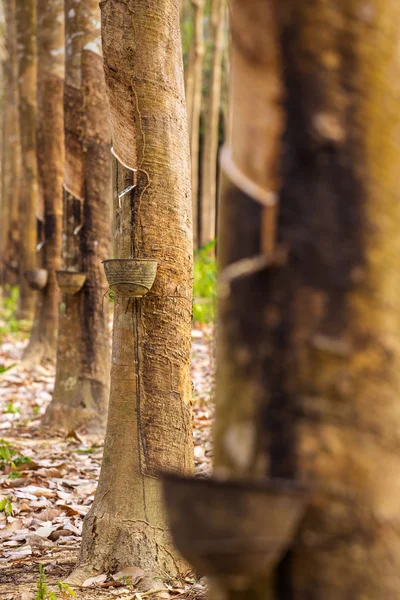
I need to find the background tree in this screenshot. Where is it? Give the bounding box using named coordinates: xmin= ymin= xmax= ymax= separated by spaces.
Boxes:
xmin=69 ymin=0 xmax=194 ymax=584
xmin=42 ymin=0 xmax=111 ymax=434
xmin=185 ymin=0 xmax=205 ymax=247
xmin=15 ymin=0 xmax=38 ymax=321
xmin=1 ymin=0 xmax=21 ymax=290
xmin=200 ymin=0 xmax=226 ymax=247
xmin=22 ymin=0 xmax=64 ymax=366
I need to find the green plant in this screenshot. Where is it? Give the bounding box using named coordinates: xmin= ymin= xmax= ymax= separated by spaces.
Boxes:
xmin=0 ymin=363 xmax=16 ymax=374
xmin=0 ymin=439 xmax=30 ymax=470
xmin=35 ymin=564 xmax=57 ymax=600
xmin=0 ymin=287 xmax=31 ymax=342
xmin=8 ymin=471 xmax=23 ymax=479
xmin=193 ymin=240 xmax=217 ymax=323
xmin=57 ymin=581 xmax=76 ymax=598
xmin=4 ymin=402 xmax=20 ymax=414
xmin=0 ymin=497 xmax=13 ymax=516
xmin=75 ymin=445 xmax=95 ymax=455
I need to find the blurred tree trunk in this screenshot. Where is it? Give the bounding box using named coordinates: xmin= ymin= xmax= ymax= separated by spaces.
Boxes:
xmin=0 ymin=13 xmax=4 ymax=293
xmin=22 ymin=0 xmax=64 ymax=366
xmin=69 ymin=0 xmax=194 ymax=584
xmin=271 ymin=2 xmax=400 ymax=597
xmin=1 ymin=0 xmax=21 ymax=289
xmin=15 ymin=0 xmax=38 ymax=320
xmin=43 ymin=0 xmax=111 ymax=434
xmin=200 ymin=0 xmax=226 ymax=248
xmin=216 ymin=0 xmax=400 ymax=598
xmin=185 ymin=0 xmax=205 ymax=248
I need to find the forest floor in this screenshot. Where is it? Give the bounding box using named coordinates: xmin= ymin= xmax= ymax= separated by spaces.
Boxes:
xmin=0 ymin=325 xmax=214 ymax=600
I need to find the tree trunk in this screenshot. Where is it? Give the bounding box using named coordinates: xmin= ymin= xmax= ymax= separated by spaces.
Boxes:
xmin=200 ymin=0 xmax=226 ymax=248
xmin=270 ymin=2 xmax=400 ymax=597
xmin=217 ymin=0 xmax=400 ymax=598
xmin=43 ymin=0 xmax=111 ymax=435
xmin=214 ymin=0 xmax=284 ymax=476
xmin=185 ymin=0 xmax=205 ymax=248
xmin=69 ymin=0 xmax=194 ymax=584
xmin=1 ymin=0 xmax=21 ymax=288
xmin=22 ymin=0 xmax=64 ymax=366
xmin=15 ymin=0 xmax=38 ymax=321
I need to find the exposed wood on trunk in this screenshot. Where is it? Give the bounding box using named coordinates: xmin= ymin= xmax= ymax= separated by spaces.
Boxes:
xmin=1 ymin=0 xmax=21 ymax=288
xmin=15 ymin=0 xmax=38 ymax=320
xmin=70 ymin=0 xmax=194 ymax=583
xmin=185 ymin=0 xmax=205 ymax=247
xmin=43 ymin=0 xmax=111 ymax=434
xmin=22 ymin=0 xmax=64 ymax=366
xmin=200 ymin=0 xmax=226 ymax=247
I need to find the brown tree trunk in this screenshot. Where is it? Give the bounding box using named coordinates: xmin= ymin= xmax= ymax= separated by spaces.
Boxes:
xmin=22 ymin=0 xmax=64 ymax=366
xmin=69 ymin=0 xmax=194 ymax=585
xmin=214 ymin=0 xmax=284 ymax=476
xmin=271 ymin=2 xmax=400 ymax=597
xmin=43 ymin=0 xmax=111 ymax=434
xmin=216 ymin=1 xmax=400 ymax=598
xmin=200 ymin=0 xmax=226 ymax=248
xmin=1 ymin=0 xmax=21 ymax=289
xmin=0 ymin=7 xmax=7 ymax=292
xmin=185 ymin=0 xmax=205 ymax=248
xmin=15 ymin=0 xmax=38 ymax=321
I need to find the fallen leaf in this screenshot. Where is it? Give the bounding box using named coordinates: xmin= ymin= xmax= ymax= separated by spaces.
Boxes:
xmin=66 ymin=430 xmax=82 ymax=442
xmin=112 ymin=567 xmax=145 ymax=583
xmin=35 ymin=507 xmax=62 ymax=521
xmin=0 ymin=518 xmax=23 ymax=539
xmin=19 ymin=485 xmax=56 ymax=499
xmin=82 ymin=573 xmax=107 ymax=587
xmin=49 ymin=528 xmax=71 ymax=541
xmin=57 ymin=503 xmax=89 ymax=516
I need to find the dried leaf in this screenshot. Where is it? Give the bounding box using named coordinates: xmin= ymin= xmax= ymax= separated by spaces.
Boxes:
xmin=35 ymin=507 xmax=62 ymax=521
xmin=66 ymin=430 xmax=82 ymax=442
xmin=112 ymin=566 xmax=145 ymax=583
xmin=0 ymin=518 xmax=23 ymax=539
xmin=82 ymin=573 xmax=107 ymax=587
xmin=49 ymin=528 xmax=71 ymax=541
xmin=18 ymin=485 xmax=56 ymax=499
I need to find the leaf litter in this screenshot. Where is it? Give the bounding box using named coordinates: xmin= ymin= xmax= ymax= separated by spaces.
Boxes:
xmin=0 ymin=325 xmax=214 ymax=599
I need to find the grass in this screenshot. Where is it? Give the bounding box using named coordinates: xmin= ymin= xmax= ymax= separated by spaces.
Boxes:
xmin=0 ymin=286 xmax=31 ymax=341
xmin=193 ymin=240 xmax=217 ymax=324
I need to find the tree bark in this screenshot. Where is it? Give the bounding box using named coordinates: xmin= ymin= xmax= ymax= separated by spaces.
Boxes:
xmin=200 ymin=0 xmax=226 ymax=248
xmin=22 ymin=0 xmax=64 ymax=366
xmin=69 ymin=0 xmax=194 ymax=584
xmin=214 ymin=0 xmax=284 ymax=477
xmin=1 ymin=0 xmax=21 ymax=289
xmin=43 ymin=0 xmax=111 ymax=434
xmin=15 ymin=0 xmax=38 ymax=321
xmin=271 ymin=2 xmax=400 ymax=597
xmin=185 ymin=0 xmax=205 ymax=248
xmin=217 ymin=0 xmax=400 ymax=598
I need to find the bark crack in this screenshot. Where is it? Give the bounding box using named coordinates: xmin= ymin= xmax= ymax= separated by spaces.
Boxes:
xmin=133 ymin=298 xmax=149 ymax=520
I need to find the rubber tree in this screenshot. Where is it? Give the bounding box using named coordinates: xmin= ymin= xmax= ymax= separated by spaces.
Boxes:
xmin=185 ymin=0 xmax=205 ymax=248
xmin=15 ymin=0 xmax=38 ymax=321
xmin=42 ymin=0 xmax=111 ymax=434
xmin=68 ymin=0 xmax=194 ymax=584
xmin=22 ymin=0 xmax=64 ymax=366
xmin=216 ymin=0 xmax=400 ymax=598
xmin=1 ymin=0 xmax=21 ymax=289
xmin=200 ymin=0 xmax=226 ymax=247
